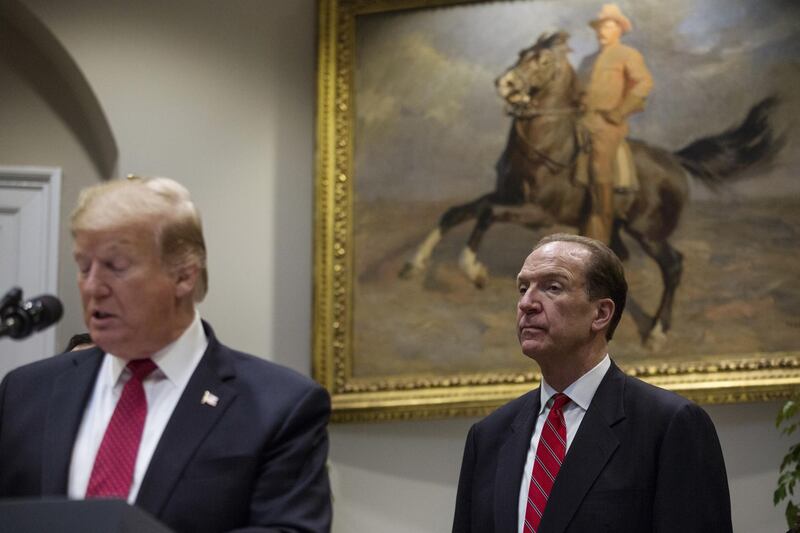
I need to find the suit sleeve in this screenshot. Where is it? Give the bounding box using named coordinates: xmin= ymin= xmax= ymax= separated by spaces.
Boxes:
xmin=231 ymin=383 xmax=332 ymax=533
xmin=452 ymin=425 xmax=476 ymax=533
xmin=652 ymin=403 xmax=732 ymax=533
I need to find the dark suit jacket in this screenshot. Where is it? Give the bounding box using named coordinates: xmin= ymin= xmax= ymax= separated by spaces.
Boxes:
xmin=452 ymin=361 xmax=732 ymax=533
xmin=0 ymin=322 xmax=332 ymax=533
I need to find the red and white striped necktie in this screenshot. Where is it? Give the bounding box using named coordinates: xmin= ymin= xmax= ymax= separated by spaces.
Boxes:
xmin=524 ymin=393 xmax=571 ymax=533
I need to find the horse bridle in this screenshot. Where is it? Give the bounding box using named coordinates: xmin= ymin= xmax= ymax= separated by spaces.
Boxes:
xmin=511 ymin=110 xmax=582 ymax=172
xmin=501 ymin=55 xmax=583 ymax=171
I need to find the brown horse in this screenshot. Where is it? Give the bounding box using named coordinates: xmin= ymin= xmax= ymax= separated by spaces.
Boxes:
xmin=399 ymin=31 xmax=781 ymax=347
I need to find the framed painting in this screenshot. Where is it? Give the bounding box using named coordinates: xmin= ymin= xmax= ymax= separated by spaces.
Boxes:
xmin=314 ymin=0 xmax=800 ymax=422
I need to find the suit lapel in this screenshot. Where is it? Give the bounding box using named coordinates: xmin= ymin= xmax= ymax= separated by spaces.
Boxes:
xmin=539 ymin=363 xmax=626 ymax=533
xmin=41 ymin=349 xmax=104 ymax=494
xmin=494 ymin=389 xmax=541 ymax=533
xmin=135 ymin=328 xmax=238 ymax=517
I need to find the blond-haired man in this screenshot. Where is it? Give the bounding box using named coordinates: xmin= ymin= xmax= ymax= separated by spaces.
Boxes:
xmin=0 ymin=177 xmax=332 ymax=533
xmin=581 ymin=4 xmax=653 ymax=243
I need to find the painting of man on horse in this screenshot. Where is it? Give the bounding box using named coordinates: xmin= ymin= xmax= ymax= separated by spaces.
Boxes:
xmin=400 ymin=29 xmax=780 ymax=348
xmin=349 ymin=0 xmax=797 ymax=375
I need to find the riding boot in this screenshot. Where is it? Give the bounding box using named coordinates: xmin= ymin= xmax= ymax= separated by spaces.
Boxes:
xmin=584 ymin=182 xmax=614 ymax=244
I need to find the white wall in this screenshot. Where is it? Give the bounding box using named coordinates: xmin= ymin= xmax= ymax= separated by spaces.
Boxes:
xmin=2 ymin=1 xmax=791 ymax=531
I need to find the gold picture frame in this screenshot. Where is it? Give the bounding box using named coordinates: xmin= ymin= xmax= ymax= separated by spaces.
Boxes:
xmin=313 ymin=0 xmax=800 ymax=422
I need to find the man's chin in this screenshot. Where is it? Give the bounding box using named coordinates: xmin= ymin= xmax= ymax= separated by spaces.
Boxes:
xmin=520 ymin=340 xmax=548 ymax=360
xmin=87 ymin=331 xmax=121 ymax=355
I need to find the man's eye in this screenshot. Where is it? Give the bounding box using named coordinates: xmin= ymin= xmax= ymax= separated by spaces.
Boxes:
xmin=518 ymin=285 xmax=528 ymax=294
xmin=547 ymin=283 xmax=562 ymax=292
xmin=107 ymin=260 xmax=129 ymax=272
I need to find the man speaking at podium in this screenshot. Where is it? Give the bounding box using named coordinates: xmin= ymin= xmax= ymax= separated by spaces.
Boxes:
xmin=0 ymin=177 xmax=332 ymax=532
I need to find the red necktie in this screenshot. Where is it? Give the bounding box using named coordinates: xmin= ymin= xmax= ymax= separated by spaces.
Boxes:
xmin=85 ymin=358 xmax=157 ymax=499
xmin=524 ymin=393 xmax=571 ymax=533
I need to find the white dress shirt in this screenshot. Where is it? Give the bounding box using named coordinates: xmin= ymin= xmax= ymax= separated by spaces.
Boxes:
xmin=517 ymin=355 xmax=611 ymax=533
xmin=68 ymin=312 xmax=208 ymax=503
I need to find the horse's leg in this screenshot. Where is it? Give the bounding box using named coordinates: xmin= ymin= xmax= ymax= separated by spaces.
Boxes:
xmin=457 ymin=205 xmax=496 ymax=288
xmin=609 ymin=220 xmax=629 ymax=261
xmin=627 ymin=231 xmax=683 ymax=349
xmin=457 ymin=203 xmax=561 ymax=288
xmin=399 ymin=194 xmax=493 ymax=279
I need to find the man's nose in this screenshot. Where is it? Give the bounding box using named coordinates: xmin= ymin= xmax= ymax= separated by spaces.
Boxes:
xmin=518 ymin=290 xmax=542 ymax=313
xmin=81 ymin=265 xmax=110 ymax=297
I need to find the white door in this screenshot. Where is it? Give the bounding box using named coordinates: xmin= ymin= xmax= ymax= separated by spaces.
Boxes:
xmin=0 ymin=167 xmax=61 ymax=379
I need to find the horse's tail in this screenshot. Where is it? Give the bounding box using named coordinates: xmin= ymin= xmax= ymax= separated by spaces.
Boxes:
xmin=675 ymin=96 xmax=784 ymax=189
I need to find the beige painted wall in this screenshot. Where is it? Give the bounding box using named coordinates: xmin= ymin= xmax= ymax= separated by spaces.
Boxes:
xmin=1 ymin=1 xmax=790 ymax=531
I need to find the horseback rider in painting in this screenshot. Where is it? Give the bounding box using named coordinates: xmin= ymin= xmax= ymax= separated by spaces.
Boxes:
xmin=400 ymin=21 xmax=779 ymax=348
xmin=580 ymin=3 xmax=653 ymax=244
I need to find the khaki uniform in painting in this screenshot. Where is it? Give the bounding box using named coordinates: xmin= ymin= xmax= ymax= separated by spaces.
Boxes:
xmin=581 ymin=5 xmax=653 ymax=244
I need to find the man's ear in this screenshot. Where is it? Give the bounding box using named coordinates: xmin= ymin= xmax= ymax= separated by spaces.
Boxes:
xmin=591 ymin=298 xmax=615 ymax=333
xmin=174 ymin=263 xmax=199 ymax=300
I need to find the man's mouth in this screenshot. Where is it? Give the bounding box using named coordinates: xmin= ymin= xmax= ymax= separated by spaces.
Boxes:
xmin=519 ymin=325 xmax=546 ymax=336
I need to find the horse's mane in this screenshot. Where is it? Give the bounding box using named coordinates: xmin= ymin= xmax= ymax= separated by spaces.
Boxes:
xmin=534 ymin=31 xmax=571 ymax=54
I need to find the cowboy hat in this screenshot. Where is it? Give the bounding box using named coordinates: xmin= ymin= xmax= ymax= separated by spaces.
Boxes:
xmin=589 ymin=4 xmax=632 ymax=34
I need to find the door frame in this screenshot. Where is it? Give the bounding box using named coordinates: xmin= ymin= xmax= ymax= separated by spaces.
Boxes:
xmin=0 ymin=165 xmax=62 ymax=357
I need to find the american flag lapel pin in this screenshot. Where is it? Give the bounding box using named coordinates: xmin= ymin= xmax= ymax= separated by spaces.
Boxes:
xmin=201 ymin=390 xmax=219 ymax=407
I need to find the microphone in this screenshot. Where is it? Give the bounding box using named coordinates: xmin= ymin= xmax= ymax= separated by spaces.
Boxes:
xmin=0 ymin=289 xmax=64 ymax=340
xmin=0 ymin=287 xmax=22 ymax=313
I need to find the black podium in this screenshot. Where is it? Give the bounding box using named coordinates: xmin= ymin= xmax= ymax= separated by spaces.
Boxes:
xmin=0 ymin=498 xmax=174 ymax=532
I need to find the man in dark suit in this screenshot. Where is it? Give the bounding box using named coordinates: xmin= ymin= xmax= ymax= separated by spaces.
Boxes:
xmin=0 ymin=176 xmax=331 ymax=532
xmin=452 ymin=233 xmax=732 ymax=533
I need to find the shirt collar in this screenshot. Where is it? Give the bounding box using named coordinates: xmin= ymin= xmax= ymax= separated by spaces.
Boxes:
xmin=539 ymin=354 xmax=611 ymax=413
xmin=107 ymin=312 xmax=208 ymax=386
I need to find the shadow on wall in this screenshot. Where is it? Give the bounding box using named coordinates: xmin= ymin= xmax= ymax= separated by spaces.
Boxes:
xmin=0 ymin=0 xmax=117 ymax=179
